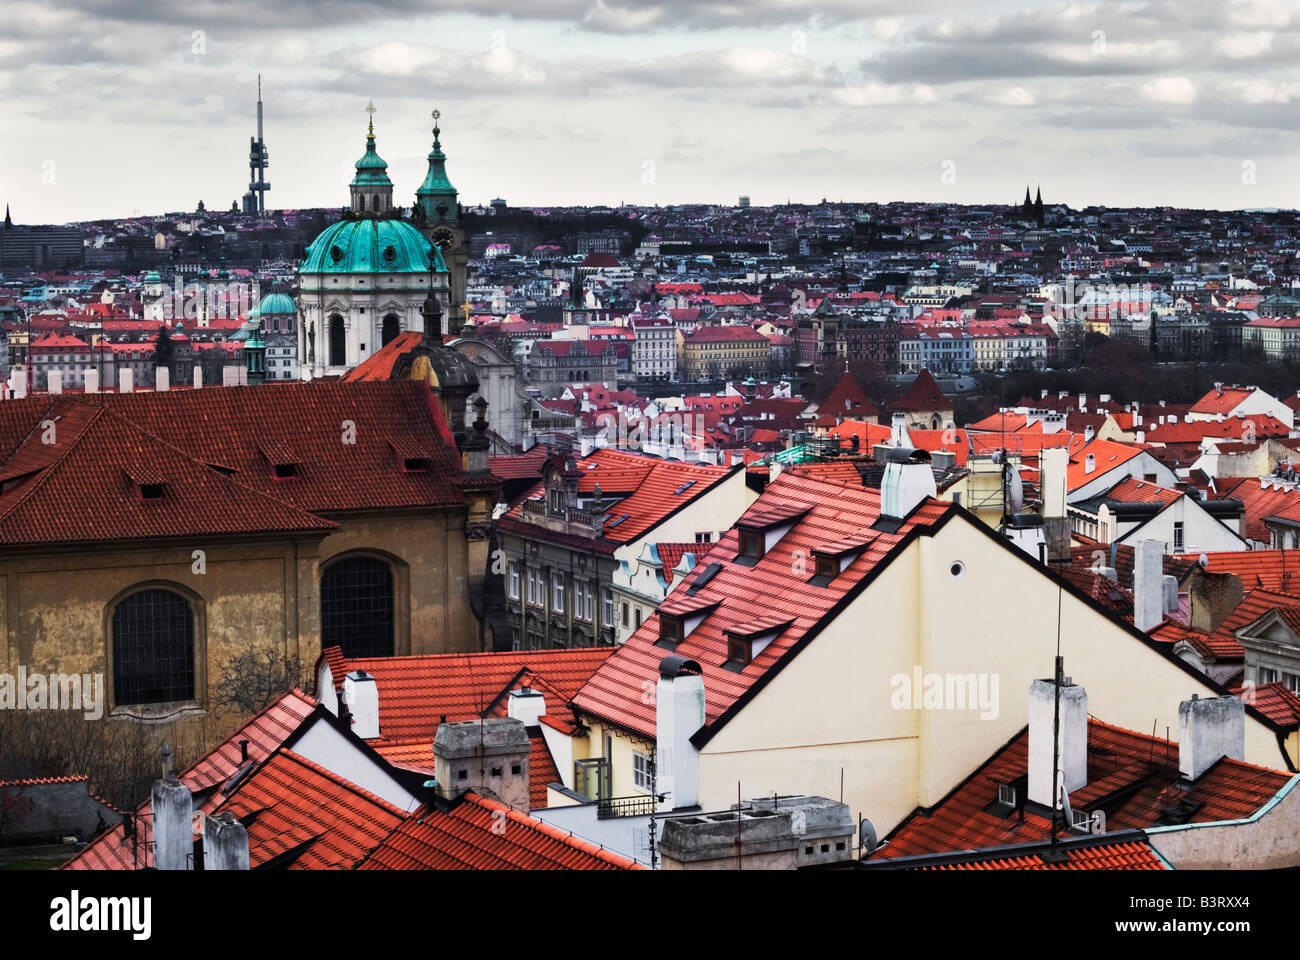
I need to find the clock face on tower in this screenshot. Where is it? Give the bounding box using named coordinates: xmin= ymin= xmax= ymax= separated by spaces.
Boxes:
xmin=431 ymin=227 xmax=455 ymax=251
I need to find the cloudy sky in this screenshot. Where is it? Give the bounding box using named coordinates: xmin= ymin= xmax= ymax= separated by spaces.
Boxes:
xmin=3 ymin=0 xmax=1299 ymax=223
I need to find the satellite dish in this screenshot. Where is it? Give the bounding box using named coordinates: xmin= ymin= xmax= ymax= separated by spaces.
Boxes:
xmin=1004 ymin=460 xmax=1025 ymax=513
xmin=859 ymin=818 xmax=878 ymax=857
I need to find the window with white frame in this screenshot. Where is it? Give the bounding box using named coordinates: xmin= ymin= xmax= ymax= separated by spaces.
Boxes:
xmin=602 ymin=587 xmax=613 ymax=627
xmin=633 ymin=750 xmax=654 ymax=793
xmin=574 ymin=580 xmax=594 ymax=622
xmin=552 ymin=572 xmax=565 ymax=613
xmin=508 ymin=562 xmax=520 ymax=601
xmin=1260 ymin=666 xmax=1279 ymax=684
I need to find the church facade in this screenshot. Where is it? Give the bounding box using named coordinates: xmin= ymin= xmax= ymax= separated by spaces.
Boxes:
xmin=296 ymin=110 xmax=469 ymax=380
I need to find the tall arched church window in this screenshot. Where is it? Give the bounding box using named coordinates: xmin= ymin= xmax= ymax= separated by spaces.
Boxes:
xmin=321 ymin=556 xmax=395 ymax=658
xmin=329 ymin=315 xmax=346 ymax=366
xmin=112 ymin=589 xmax=195 ymax=706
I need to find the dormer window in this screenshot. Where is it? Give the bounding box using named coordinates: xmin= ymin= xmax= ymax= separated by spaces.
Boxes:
xmin=739 ymin=529 xmax=763 ymax=561
xmin=659 ymin=613 xmax=683 ymax=645
xmin=814 ymin=554 xmax=838 ymax=580
xmin=723 ymin=617 xmax=793 ymax=671
xmin=274 ymin=462 xmax=296 ymax=479
xmin=138 ymin=482 xmax=164 ymax=501
xmin=402 ymin=457 xmax=428 ymax=473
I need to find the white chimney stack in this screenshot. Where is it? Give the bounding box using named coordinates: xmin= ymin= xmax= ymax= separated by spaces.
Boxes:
xmin=119 ymin=368 xmax=133 ymax=394
xmin=204 ymin=812 xmax=250 ymax=870
xmin=1134 ymin=539 xmax=1164 ymax=632
xmin=507 ymin=686 xmax=546 ymax=726
xmin=12 ymin=370 xmax=26 ymax=399
xmin=155 ymin=366 xmax=170 ymax=392
xmin=656 ymin=655 xmax=705 ymax=810
xmin=1041 ymin=447 xmax=1067 ymax=519
xmin=890 ymin=411 xmax=908 ymax=446
xmin=1178 ymin=694 xmax=1244 ymax=781
xmin=879 ymin=449 xmax=937 ymax=520
xmin=342 ymin=670 xmax=380 ymax=740
xmin=1028 ymin=673 xmax=1088 ymax=808
xmin=85 ymin=367 xmax=99 ymax=393
xmin=48 ymin=370 xmax=62 ymax=394
xmin=193 ymin=365 xmax=203 ymax=390
xmin=151 ymin=776 xmax=193 ymax=871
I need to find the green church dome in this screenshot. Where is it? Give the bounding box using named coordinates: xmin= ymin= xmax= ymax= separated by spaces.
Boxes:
xmin=257 ymin=291 xmax=296 ymax=315
xmin=301 ymin=218 xmax=448 ymax=275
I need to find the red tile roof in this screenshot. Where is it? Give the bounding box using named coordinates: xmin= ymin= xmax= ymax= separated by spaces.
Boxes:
xmin=1190 ymin=385 xmax=1257 ymax=416
xmin=357 ymin=793 xmax=644 ymax=870
xmin=1066 ymin=437 xmax=1143 ymax=491
xmin=1103 ymin=476 xmax=1181 ymax=507
xmin=572 ymin=470 xmax=953 ymax=741
xmin=318 ymin=647 xmax=616 ymax=743
xmin=880 ymin=837 xmax=1168 ymax=871
xmin=502 ymin=449 xmax=734 ymax=547
xmin=218 ymin=749 xmax=407 ymax=870
xmin=893 ymin=369 xmax=949 ymax=412
xmin=817 ymin=373 xmax=881 ymax=418
xmin=872 ymin=718 xmax=1292 ymax=862
xmin=340 ymin=331 xmax=422 ymax=382
xmin=0 ymin=381 xmax=465 ymax=547
xmin=65 ymin=689 xmax=317 ymax=870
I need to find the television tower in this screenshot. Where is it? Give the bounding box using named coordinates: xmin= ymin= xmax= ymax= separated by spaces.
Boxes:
xmin=242 ymin=75 xmax=270 ymax=214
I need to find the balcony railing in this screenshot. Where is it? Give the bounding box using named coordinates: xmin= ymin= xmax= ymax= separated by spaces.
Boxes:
xmin=596 ymin=794 xmax=657 ymax=820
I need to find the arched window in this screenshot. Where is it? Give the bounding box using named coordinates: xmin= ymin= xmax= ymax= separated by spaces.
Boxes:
xmin=931 ymin=414 xmax=941 ymax=429
xmin=329 ymin=314 xmax=345 ymax=366
xmin=321 ymin=555 xmax=394 ymax=658
xmin=381 ymin=313 xmax=400 ymax=346
xmin=358 ymin=194 xmax=367 ymax=211
xmin=112 ymin=589 xmax=195 ymax=706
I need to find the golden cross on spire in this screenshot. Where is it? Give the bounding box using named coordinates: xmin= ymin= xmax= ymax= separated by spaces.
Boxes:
xmin=366 ymin=100 xmax=376 ymax=136
xmin=461 ymin=299 xmax=472 ymax=319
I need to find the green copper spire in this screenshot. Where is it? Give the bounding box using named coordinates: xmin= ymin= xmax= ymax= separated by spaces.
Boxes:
xmin=416 ymin=108 xmax=458 ymax=222
xmin=352 ymin=102 xmax=393 ymax=187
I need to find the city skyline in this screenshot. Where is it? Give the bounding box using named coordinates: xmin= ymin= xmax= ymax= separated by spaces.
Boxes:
xmin=3 ymin=0 xmax=1300 ymax=223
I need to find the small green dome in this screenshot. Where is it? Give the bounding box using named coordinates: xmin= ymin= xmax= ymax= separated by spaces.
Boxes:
xmin=257 ymin=291 xmax=296 ymax=315
xmin=352 ymin=125 xmax=393 ymax=188
xmin=301 ymin=218 xmax=448 ymax=275
xmin=142 ymin=270 xmax=163 ymax=284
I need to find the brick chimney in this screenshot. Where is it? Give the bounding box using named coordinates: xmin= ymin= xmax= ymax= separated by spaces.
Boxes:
xmin=1188 ymin=569 xmax=1244 ymax=634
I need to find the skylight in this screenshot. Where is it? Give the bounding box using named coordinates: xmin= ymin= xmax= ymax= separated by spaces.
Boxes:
xmin=674 ymin=480 xmax=696 ymax=495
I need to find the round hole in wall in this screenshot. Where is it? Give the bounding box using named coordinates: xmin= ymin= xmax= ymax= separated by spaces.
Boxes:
xmin=949 ymin=561 xmax=965 ymax=579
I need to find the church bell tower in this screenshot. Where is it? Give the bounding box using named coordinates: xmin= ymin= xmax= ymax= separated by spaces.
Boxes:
xmin=416 ymin=109 xmax=470 ymax=333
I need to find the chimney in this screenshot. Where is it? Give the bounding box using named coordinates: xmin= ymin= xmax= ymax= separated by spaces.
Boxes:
xmin=1100 ymin=393 xmax=1111 ymax=404
xmin=85 ymin=367 xmax=99 ymax=393
xmin=1188 ymin=570 xmax=1243 ymax=634
xmin=1133 ymin=539 xmax=1164 ymax=632
xmin=12 ymin=370 xmax=26 ymax=399
xmin=879 ymin=447 xmax=937 ymax=520
xmin=204 ymin=812 xmax=250 ymax=870
xmin=193 ymin=364 xmax=203 ymax=390
xmin=1084 ymin=452 xmax=1096 ymax=474
xmin=1215 ymin=381 xmax=1224 ymax=397
xmin=156 ymin=366 xmax=170 ymax=392
xmin=1028 ymin=671 xmax=1088 ymax=808
xmin=1162 ymin=574 xmax=1179 ymax=615
xmin=507 ymin=686 xmax=546 ymax=726
xmin=119 ymin=368 xmax=133 ymax=394
xmin=433 ymin=717 xmax=532 ymax=812
xmin=657 ymin=655 xmax=705 ymax=810
xmin=151 ymin=776 xmax=193 ymax=871
xmin=1058 ymin=390 xmax=1068 ymax=400
xmin=1078 ymin=393 xmax=1087 ymax=412
xmin=1178 ymin=694 xmax=1244 ymax=781
xmin=930 ymin=449 xmax=956 ymax=472
xmin=48 ymin=370 xmax=62 ymax=394
xmin=890 ymin=411 xmax=908 ymax=446
xmin=342 ymin=670 xmax=379 ymax=740
xmin=1083 ymin=424 xmax=1094 ymax=442
xmin=658 ymin=795 xmax=854 ymax=870
xmin=1040 ymin=389 xmax=1049 ymax=400
xmin=1041 ymin=447 xmax=1071 ymax=562
xmin=1136 ymin=430 xmax=1145 ymax=444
